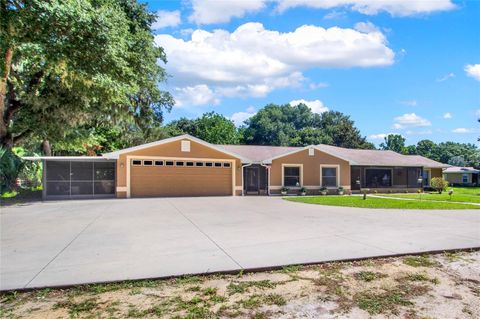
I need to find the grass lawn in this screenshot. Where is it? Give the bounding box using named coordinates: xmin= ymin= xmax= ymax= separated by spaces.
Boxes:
xmin=285 ymin=195 xmax=480 ymax=209
xmin=1 ymin=251 xmax=478 ymax=319
xmin=379 ymin=187 xmax=480 ymax=204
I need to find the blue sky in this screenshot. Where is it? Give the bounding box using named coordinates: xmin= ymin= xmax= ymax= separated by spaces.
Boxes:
xmin=144 ymin=0 xmax=479 ymax=146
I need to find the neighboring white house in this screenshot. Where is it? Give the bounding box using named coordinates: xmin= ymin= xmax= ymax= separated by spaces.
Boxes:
xmin=443 ymin=166 xmax=479 ymax=186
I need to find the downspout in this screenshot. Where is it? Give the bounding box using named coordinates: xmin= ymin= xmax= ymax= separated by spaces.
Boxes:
xmin=260 ymin=163 xmax=271 ymax=196
xmin=241 ymin=163 xmax=253 ymax=196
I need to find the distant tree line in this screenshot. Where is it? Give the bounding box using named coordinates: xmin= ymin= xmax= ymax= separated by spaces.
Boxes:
xmin=380 ymin=134 xmax=479 ymax=168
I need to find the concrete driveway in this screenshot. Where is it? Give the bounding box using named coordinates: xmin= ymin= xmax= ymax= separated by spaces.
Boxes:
xmin=1 ymin=197 xmax=479 ymax=290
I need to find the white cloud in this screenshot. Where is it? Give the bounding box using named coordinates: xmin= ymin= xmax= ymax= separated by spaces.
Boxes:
xmin=231 ymin=106 xmax=257 ymax=126
xmin=189 ymin=0 xmax=266 ymax=24
xmin=323 ymin=10 xmax=346 ymax=20
xmin=436 ymin=72 xmax=455 ymax=82
xmin=156 ymin=22 xmax=394 ymax=105
xmin=368 ymin=133 xmax=393 ymax=140
xmin=152 ymin=10 xmax=181 ymax=30
xmin=452 ymin=128 xmax=477 ymax=134
xmin=400 ymin=100 xmax=417 ymax=106
xmin=443 ymin=112 xmax=452 ymax=119
xmin=274 ymin=0 xmax=456 ymax=17
xmin=174 ymin=85 xmax=220 ymax=107
xmin=309 ymin=82 xmax=329 ymax=90
xmin=393 ymin=113 xmax=431 ymax=129
xmin=465 ymin=64 xmax=480 ymax=81
xmin=290 ymin=99 xmax=329 ymax=114
xmin=354 ymin=21 xmax=379 ymax=33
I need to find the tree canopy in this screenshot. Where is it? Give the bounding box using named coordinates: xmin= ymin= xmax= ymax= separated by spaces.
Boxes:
xmin=0 ymin=0 xmax=174 ymax=153
xmin=380 ymin=134 xmax=406 ymax=154
xmin=242 ymin=103 xmax=374 ymax=148
xmin=167 ymin=112 xmax=240 ymax=144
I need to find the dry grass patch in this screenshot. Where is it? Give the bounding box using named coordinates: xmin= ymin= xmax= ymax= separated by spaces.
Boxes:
xmin=1 ymin=251 xmax=479 ymax=319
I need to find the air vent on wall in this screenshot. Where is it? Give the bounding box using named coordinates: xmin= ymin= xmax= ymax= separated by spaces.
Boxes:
xmin=181 ymin=140 xmax=190 ymax=152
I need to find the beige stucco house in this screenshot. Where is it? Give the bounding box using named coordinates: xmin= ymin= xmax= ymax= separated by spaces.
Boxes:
xmin=25 ymin=134 xmax=449 ymax=199
xmin=443 ymin=166 xmax=479 ymax=186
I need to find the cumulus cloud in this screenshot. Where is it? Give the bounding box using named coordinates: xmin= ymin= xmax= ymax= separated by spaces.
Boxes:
xmin=152 ymin=10 xmax=181 ymax=29
xmin=436 ymin=72 xmax=455 ymax=82
xmin=156 ymin=22 xmax=394 ymax=106
xmin=452 ymin=128 xmax=476 ymax=134
xmin=189 ymin=0 xmax=266 ymax=24
xmin=368 ymin=133 xmax=393 ymax=140
xmin=443 ymin=112 xmax=452 ymax=119
xmin=274 ymin=0 xmax=456 ymax=17
xmin=393 ymin=113 xmax=431 ymax=129
xmin=465 ymin=64 xmax=480 ymax=81
xmin=231 ymin=106 xmax=257 ymax=126
xmin=290 ymin=99 xmax=329 ymax=114
xmin=174 ymin=85 xmax=220 ymax=107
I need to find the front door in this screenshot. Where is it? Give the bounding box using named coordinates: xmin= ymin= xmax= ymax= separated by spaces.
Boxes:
xmin=245 ymin=166 xmax=259 ymax=194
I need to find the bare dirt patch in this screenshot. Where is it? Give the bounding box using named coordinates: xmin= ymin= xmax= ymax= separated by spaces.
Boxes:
xmin=1 ymin=251 xmax=479 ymax=319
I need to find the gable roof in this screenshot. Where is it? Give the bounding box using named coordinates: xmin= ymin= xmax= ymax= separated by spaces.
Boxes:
xmin=101 ymin=134 xmax=448 ymax=168
xmin=315 ymin=144 xmax=449 ymax=168
xmin=215 ymin=144 xmax=301 ymax=163
xmin=443 ymin=166 xmax=479 ymax=174
xmin=102 ymin=134 xmax=251 ymax=162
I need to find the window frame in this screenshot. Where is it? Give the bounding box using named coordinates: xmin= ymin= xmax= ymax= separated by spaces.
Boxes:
xmin=143 ymin=160 xmax=153 ymax=166
xmin=282 ymin=164 xmax=303 ymax=188
xmin=462 ymin=174 xmax=469 ymax=183
xmin=223 ymin=162 xmax=231 ymax=168
xmin=165 ymin=161 xmax=174 ymax=166
xmin=132 ymin=160 xmax=142 ymax=166
xmin=320 ymin=164 xmax=340 ymax=188
xmin=154 ymin=160 xmax=164 ymax=166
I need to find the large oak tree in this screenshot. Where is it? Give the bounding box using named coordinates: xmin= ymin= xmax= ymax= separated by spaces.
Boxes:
xmin=0 ymin=0 xmax=173 ymax=154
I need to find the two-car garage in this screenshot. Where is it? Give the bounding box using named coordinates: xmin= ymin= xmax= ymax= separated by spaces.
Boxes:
xmin=129 ymin=158 xmax=234 ymax=197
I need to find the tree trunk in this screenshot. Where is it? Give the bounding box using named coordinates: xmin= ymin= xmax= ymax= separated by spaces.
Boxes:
xmin=42 ymin=139 xmax=52 ymax=156
xmin=0 ymin=47 xmax=13 ymax=145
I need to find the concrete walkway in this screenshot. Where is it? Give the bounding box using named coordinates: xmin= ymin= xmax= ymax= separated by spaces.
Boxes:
xmin=1 ymin=197 xmax=479 ymax=291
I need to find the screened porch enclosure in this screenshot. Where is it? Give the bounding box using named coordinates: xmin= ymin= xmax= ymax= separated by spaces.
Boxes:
xmin=44 ymin=160 xmax=116 ymax=199
xmin=350 ymin=166 xmax=424 ymax=190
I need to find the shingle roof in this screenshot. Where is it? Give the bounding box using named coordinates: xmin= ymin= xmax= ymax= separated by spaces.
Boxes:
xmin=217 ymin=143 xmax=448 ymax=168
xmin=315 ymin=144 xmax=449 ymax=168
xmin=443 ymin=166 xmax=479 ymax=174
xmin=215 ymin=144 xmax=301 ymax=163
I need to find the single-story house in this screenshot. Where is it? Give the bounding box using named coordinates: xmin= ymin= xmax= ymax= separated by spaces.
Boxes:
xmin=443 ymin=166 xmax=479 ymax=186
xmin=24 ymin=134 xmax=449 ymax=200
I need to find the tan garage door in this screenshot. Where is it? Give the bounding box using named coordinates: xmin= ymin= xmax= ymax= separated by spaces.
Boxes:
xmin=130 ymin=159 xmax=232 ymax=197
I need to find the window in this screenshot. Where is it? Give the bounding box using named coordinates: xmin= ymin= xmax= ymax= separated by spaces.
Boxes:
xmin=308 ymin=148 xmax=314 ymax=156
xmin=165 ymin=161 xmax=174 ymax=166
xmin=214 ymin=162 xmax=222 ymax=167
xmin=321 ymin=166 xmax=338 ymax=187
xmin=365 ymin=169 xmax=392 ymax=187
xmin=223 ymin=162 xmax=231 ymax=168
xmin=283 ymin=166 xmax=301 ymax=187
xmin=205 ymin=162 xmax=213 ymax=167
xmin=176 ymin=161 xmax=184 ymax=166
xmin=155 ymin=160 xmax=164 ymax=166
xmin=132 ymin=160 xmax=142 ymax=166
xmin=143 ymin=160 xmax=153 ymax=166
xmin=463 ymin=174 xmax=468 ymax=183
xmin=195 ymin=162 xmax=204 ymax=167
xmin=181 ymin=140 xmax=190 ymax=152
xmin=186 ymin=161 xmax=194 ymax=167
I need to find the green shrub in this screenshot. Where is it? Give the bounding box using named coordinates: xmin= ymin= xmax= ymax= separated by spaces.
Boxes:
xmin=0 ymin=148 xmax=24 ymax=194
xmin=430 ymin=177 xmax=448 ymax=194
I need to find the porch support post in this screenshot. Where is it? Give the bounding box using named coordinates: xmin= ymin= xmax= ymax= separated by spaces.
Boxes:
xmin=260 ymin=163 xmax=271 ymax=196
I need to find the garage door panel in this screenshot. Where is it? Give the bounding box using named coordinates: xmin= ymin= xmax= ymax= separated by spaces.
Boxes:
xmin=131 ymin=166 xmax=232 ymax=197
